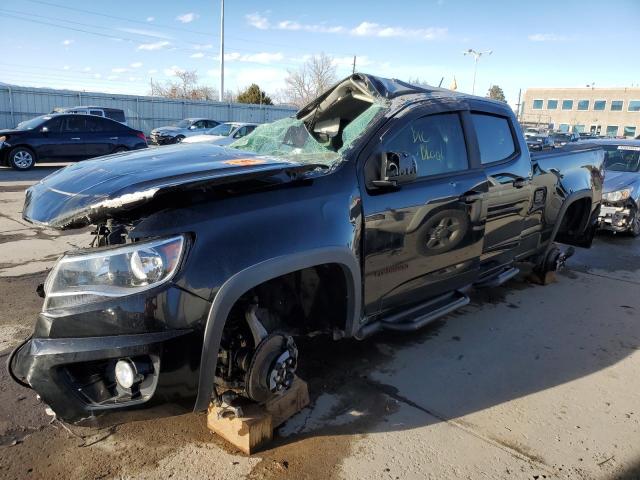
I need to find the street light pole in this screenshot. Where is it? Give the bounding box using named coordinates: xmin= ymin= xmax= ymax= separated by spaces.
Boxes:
xmin=219 ymin=0 xmax=224 ymax=102
xmin=463 ymin=48 xmax=492 ymax=95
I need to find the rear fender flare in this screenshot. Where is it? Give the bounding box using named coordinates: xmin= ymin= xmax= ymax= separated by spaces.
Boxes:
xmin=544 ymin=189 xmax=593 ymax=256
xmin=193 ymin=247 xmax=361 ymax=411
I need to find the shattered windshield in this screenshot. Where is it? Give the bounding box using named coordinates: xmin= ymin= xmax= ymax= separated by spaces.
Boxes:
xmin=229 ymin=103 xmax=387 ymax=166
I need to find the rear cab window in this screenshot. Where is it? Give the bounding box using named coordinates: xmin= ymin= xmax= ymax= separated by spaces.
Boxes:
xmin=470 ymin=113 xmax=517 ymax=164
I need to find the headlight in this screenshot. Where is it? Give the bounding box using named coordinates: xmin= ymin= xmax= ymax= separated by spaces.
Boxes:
xmin=44 ymin=235 xmax=185 ymax=312
xmin=603 ymin=188 xmax=632 ymax=202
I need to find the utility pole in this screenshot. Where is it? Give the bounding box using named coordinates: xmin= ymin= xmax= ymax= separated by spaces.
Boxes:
xmin=463 ymin=49 xmax=492 ymax=95
xmin=352 ymin=55 xmax=356 ymax=74
xmin=515 ymin=88 xmax=522 ymax=121
xmin=219 ymin=0 xmax=224 ymax=102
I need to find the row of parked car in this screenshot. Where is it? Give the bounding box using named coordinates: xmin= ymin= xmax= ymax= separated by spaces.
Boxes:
xmin=0 ymin=106 xmax=260 ymax=170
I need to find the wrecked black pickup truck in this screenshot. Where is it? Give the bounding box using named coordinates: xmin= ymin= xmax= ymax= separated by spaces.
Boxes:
xmin=9 ymin=74 xmax=604 ymax=424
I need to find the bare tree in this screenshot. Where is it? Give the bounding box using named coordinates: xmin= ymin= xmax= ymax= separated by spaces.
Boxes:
xmin=283 ymin=53 xmax=337 ymax=107
xmin=150 ymin=70 xmax=218 ymax=101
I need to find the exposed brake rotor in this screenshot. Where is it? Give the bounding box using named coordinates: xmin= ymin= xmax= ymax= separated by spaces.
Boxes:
xmin=245 ymin=333 xmax=298 ymax=403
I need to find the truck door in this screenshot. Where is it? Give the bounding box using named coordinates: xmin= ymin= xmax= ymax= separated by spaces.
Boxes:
xmin=360 ymin=108 xmax=488 ymax=316
xmin=468 ymin=109 xmax=533 ymax=272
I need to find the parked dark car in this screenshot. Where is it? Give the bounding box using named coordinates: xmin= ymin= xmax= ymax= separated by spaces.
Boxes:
xmin=551 ymin=132 xmax=579 ymax=146
xmin=150 ymin=118 xmax=221 ymax=145
xmin=9 ymin=73 xmax=603 ymax=425
xmin=592 ymin=139 xmax=640 ymax=235
xmin=526 ymin=135 xmax=554 ymax=151
xmin=0 ymin=114 xmax=147 ymax=170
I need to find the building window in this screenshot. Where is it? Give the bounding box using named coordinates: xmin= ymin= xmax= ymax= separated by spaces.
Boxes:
xmin=624 ymin=126 xmax=637 ymax=138
xmin=558 ymin=124 xmax=569 ymax=132
xmin=577 ymin=100 xmax=589 ymax=111
xmin=611 ymin=100 xmax=623 ymax=111
xmin=606 ymin=125 xmax=618 ymax=137
xmin=562 ymin=100 xmax=573 ymax=110
xmin=532 ymin=99 xmax=543 ymax=110
xmin=629 ymin=101 xmax=640 ymax=112
xmin=594 ymin=100 xmax=606 ymax=111
xmin=573 ymin=125 xmax=585 ymax=133
xmin=547 ymin=99 xmax=558 ymax=110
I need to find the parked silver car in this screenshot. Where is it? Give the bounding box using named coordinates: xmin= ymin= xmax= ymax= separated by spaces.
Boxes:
xmin=150 ymin=118 xmax=220 ymax=145
xmin=595 ymin=139 xmax=640 ymax=235
xmin=182 ymin=122 xmax=258 ymax=145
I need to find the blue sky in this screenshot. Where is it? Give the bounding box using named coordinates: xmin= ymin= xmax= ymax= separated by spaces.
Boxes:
xmin=1 ymin=0 xmax=639 ymax=107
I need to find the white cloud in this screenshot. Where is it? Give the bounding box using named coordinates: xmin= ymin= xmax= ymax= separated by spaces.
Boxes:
xmin=128 ymin=76 xmax=141 ymax=82
xmin=93 ymin=73 xmax=102 ymax=79
xmin=191 ymin=52 xmax=205 ymax=59
xmin=147 ymin=69 xmax=158 ymax=74
xmin=193 ymin=43 xmax=213 ymax=50
xmin=137 ymin=41 xmax=171 ymax=51
xmin=83 ymin=66 xmax=92 ymax=72
xmin=351 ymin=21 xmax=446 ymax=40
xmin=221 ymin=51 xmax=284 ymax=65
xmin=246 ymin=12 xmax=270 ymax=30
xmin=112 ymin=67 xmax=128 ymax=73
xmin=63 ymin=65 xmax=70 ymax=70
xmin=276 ymin=20 xmax=345 ymax=33
xmin=146 ymin=16 xmax=155 ymax=22
xmin=176 ymin=12 xmax=199 ymax=23
xmin=164 ymin=65 xmax=184 ymax=76
xmin=528 ymin=33 xmax=567 ymax=42
xmin=119 ymin=28 xmax=172 ymax=39
xmin=107 ymin=75 xmax=120 ymax=80
xmin=130 ymin=62 xmax=143 ymax=68
xmin=62 ymin=39 xmax=73 ymax=46
xmin=245 ymin=14 xmax=444 ymax=41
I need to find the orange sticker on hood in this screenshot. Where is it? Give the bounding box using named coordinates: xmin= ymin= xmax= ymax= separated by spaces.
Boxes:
xmin=224 ymin=158 xmax=267 ymax=166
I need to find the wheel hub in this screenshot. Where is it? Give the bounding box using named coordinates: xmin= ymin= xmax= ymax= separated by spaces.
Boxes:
xmin=245 ymin=333 xmax=298 ymax=403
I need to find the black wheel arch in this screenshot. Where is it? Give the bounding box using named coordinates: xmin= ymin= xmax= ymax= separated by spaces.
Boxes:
xmin=193 ymin=247 xmax=361 ymax=411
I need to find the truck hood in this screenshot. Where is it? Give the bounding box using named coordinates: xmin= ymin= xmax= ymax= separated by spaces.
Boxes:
xmin=23 ymin=144 xmax=322 ymax=229
xmin=603 ymin=171 xmax=640 ymax=193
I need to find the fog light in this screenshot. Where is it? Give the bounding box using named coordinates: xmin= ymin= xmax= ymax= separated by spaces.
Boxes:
xmin=115 ymin=359 xmax=140 ymax=389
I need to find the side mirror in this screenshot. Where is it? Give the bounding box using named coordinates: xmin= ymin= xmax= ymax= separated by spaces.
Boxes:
xmin=40 ymin=126 xmax=49 ymax=134
xmin=371 ymin=152 xmax=418 ymax=188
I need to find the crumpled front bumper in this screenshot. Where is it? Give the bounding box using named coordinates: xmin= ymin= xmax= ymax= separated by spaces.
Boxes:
xmin=8 ymin=329 xmax=197 ymax=425
xmin=150 ymin=134 xmax=176 ymax=145
xmin=598 ymin=203 xmax=633 ymax=232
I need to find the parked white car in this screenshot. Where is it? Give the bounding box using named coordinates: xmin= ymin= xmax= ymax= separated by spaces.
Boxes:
xmin=182 ymin=122 xmax=258 ymax=146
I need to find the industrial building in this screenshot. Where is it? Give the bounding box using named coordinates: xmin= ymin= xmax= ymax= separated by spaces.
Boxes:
xmin=520 ymin=87 xmax=640 ymax=137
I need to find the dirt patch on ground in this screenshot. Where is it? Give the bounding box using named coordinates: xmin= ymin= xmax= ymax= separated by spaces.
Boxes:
xmin=0 ymin=412 xmax=259 ymax=480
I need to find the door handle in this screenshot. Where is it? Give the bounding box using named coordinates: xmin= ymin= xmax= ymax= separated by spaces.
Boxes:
xmin=71 ymin=137 xmax=81 ymax=140
xmin=512 ymin=178 xmax=530 ymax=188
xmin=460 ymin=192 xmax=483 ymax=203
xmin=110 ymin=137 xmax=118 ymax=140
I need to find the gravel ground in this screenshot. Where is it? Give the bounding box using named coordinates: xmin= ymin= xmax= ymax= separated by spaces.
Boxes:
xmin=0 ymin=165 xmax=638 ymax=479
